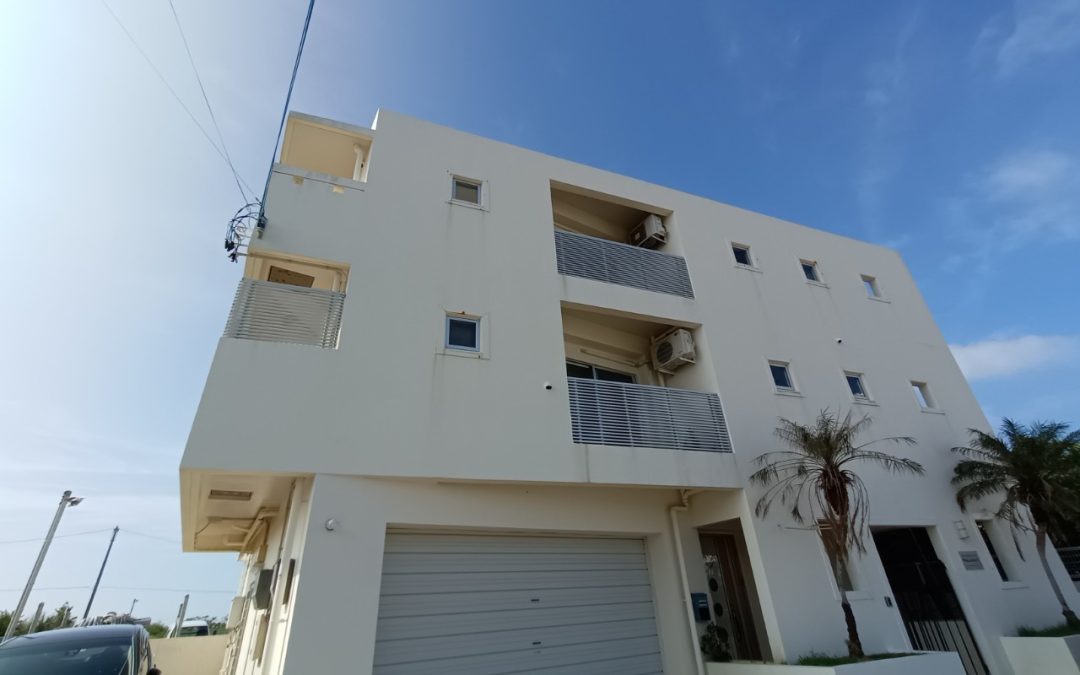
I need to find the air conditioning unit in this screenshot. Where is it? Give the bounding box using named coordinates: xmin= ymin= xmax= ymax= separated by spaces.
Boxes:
xmin=651 ymin=328 xmax=696 ymax=373
xmin=628 ymin=214 xmax=667 ymax=249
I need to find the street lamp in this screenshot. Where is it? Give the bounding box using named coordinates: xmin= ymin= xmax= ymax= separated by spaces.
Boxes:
xmin=2 ymin=490 xmax=82 ymax=643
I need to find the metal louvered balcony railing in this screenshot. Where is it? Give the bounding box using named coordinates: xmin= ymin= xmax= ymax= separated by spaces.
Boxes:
xmin=554 ymin=230 xmax=694 ymax=298
xmin=567 ymin=377 xmax=733 ymax=452
xmin=224 ymin=278 xmax=345 ymax=348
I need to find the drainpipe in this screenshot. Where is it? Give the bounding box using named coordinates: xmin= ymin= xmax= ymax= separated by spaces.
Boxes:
xmin=352 ymin=144 xmax=365 ymax=182
xmin=670 ymin=489 xmax=706 ymax=675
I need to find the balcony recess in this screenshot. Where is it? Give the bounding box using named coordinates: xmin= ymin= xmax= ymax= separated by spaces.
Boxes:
xmin=555 ymin=230 xmax=694 ymax=298
xmin=224 ymin=278 xmax=345 ymax=348
xmin=567 ymin=377 xmax=732 ymax=452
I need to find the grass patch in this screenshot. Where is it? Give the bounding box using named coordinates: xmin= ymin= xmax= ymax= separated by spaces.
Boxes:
xmin=1017 ymin=623 xmax=1080 ymax=638
xmin=796 ymin=652 xmax=914 ymax=666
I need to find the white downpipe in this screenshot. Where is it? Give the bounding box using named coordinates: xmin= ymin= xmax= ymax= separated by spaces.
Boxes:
xmin=352 ymin=144 xmax=364 ymax=182
xmin=670 ymin=491 xmax=706 ymax=675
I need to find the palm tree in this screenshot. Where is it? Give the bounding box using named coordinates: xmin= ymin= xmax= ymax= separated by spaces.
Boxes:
xmin=952 ymin=419 xmax=1080 ymax=629
xmin=750 ymin=410 xmax=924 ymax=658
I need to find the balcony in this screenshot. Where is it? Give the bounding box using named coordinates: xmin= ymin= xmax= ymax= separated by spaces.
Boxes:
xmin=555 ymin=230 xmax=694 ymax=298
xmin=568 ymin=378 xmax=732 ymax=452
xmin=224 ymin=278 xmax=345 ymax=349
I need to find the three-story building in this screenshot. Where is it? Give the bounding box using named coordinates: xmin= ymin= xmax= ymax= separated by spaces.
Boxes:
xmin=180 ymin=110 xmax=1078 ymax=675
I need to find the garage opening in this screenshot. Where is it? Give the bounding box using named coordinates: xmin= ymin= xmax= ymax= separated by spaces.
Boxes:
xmin=373 ymin=532 xmax=665 ymax=674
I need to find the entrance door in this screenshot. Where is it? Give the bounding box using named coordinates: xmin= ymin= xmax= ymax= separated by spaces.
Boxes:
xmin=873 ymin=528 xmax=989 ymax=675
xmin=699 ymin=533 xmax=762 ymax=662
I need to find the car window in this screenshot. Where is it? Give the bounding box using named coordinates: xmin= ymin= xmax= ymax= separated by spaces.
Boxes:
xmin=0 ymin=636 xmax=132 ymax=675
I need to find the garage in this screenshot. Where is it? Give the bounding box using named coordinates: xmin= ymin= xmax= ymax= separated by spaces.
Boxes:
xmin=372 ymin=532 xmax=666 ymax=675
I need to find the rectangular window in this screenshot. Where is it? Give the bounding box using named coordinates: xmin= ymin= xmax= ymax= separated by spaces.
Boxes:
xmin=445 ymin=315 xmax=480 ymax=351
xmin=911 ymin=381 xmax=937 ymax=410
xmin=977 ymin=521 xmax=1010 ymax=581
xmin=565 ymin=361 xmax=635 ymax=383
xmin=769 ymin=361 xmax=795 ymax=392
xmin=451 ymin=177 xmax=482 ymax=205
xmin=845 ymin=372 xmax=869 ymax=400
xmin=732 ymin=244 xmax=753 ymax=267
xmin=801 ymin=260 xmax=820 ymax=282
xmin=821 ymin=530 xmax=856 ymax=592
xmin=861 ymin=274 xmax=882 ymax=298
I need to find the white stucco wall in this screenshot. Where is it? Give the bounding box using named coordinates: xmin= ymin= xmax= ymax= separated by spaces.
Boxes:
xmin=181 ymin=110 xmax=1080 ymax=675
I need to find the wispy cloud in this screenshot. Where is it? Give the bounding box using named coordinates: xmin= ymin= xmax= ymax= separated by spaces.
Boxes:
xmin=975 ymin=0 xmax=1080 ymax=76
xmin=942 ymin=146 xmax=1080 ymax=271
xmin=950 ymin=334 xmax=1079 ymax=380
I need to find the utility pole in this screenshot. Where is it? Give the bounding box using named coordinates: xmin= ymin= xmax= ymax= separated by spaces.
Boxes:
xmin=26 ymin=603 xmax=45 ymax=634
xmin=82 ymin=526 xmax=119 ymax=621
xmin=169 ymin=594 xmax=189 ymax=638
xmin=3 ymin=490 xmax=83 ymax=643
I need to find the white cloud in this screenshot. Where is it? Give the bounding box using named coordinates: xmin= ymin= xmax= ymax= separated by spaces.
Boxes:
xmin=983 ymin=149 xmax=1073 ymax=199
xmin=950 ymin=334 xmax=1079 ymax=380
xmin=983 ymin=0 xmax=1080 ymax=75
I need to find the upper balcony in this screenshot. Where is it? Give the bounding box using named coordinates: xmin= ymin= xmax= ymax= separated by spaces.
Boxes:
xmin=552 ymin=184 xmax=694 ymax=299
xmin=276 ymin=113 xmax=373 ymax=191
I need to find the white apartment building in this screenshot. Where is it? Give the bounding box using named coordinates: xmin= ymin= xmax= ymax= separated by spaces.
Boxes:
xmin=179 ymin=110 xmax=1078 ymax=675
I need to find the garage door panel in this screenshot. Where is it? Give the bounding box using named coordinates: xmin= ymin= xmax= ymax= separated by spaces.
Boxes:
xmin=375 ymin=632 xmax=662 ymax=675
xmin=376 ymin=601 xmax=658 ymax=640
xmin=378 ymin=585 xmax=655 ymax=618
xmin=378 ymin=568 xmax=651 ymax=595
xmin=373 ymin=533 xmax=664 ymax=675
xmin=381 ymin=551 xmax=647 ymax=573
xmin=385 ymin=533 xmax=648 ymax=555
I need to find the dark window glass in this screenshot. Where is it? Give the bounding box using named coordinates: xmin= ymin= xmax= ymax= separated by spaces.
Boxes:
xmin=565 ymin=362 xmax=593 ymax=379
xmin=453 ymin=179 xmax=481 ymax=204
xmin=594 ymin=367 xmax=635 ymax=384
xmin=978 ymin=522 xmax=1009 ymax=581
xmin=732 ymin=246 xmax=752 ymax=266
xmin=770 ymin=364 xmax=792 ymax=389
xmin=565 ymin=361 xmax=634 ymax=383
xmin=846 ymin=375 xmax=866 ymax=398
xmin=802 ymin=263 xmax=818 ymax=281
xmin=446 ymin=317 xmax=478 ymax=350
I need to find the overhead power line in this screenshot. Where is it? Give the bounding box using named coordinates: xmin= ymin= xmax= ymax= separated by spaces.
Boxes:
xmin=166 ymin=0 xmax=250 ymax=203
xmin=259 ymin=0 xmax=316 ymax=211
xmin=0 ymin=528 xmax=114 ymax=546
xmin=97 ymin=0 xmax=257 ymax=197
xmin=121 ymin=529 xmax=180 ymax=545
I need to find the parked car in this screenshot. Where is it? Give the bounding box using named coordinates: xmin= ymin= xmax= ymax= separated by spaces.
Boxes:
xmin=0 ymin=624 xmax=160 ymax=674
xmin=176 ymin=620 xmax=209 ymax=638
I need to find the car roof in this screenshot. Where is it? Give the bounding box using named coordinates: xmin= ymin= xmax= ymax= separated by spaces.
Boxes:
xmin=0 ymin=624 xmax=144 ymax=649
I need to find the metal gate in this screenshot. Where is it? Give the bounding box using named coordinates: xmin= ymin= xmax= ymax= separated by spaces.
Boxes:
xmin=873 ymin=528 xmax=989 ymax=675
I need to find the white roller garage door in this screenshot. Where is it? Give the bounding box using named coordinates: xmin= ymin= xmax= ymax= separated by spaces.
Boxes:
xmin=373 ymin=532 xmax=665 ymax=675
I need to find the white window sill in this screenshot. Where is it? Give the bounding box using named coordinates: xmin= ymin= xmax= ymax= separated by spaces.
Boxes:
xmin=844 ymin=590 xmax=871 ymax=602
xmin=448 ymin=199 xmax=489 ymax=212
xmin=774 ymin=389 xmax=804 ymax=398
xmin=437 ymin=348 xmax=487 ymax=360
xmin=919 ymin=407 xmax=946 ymax=415
xmin=806 ymin=280 xmax=829 ymax=288
xmin=852 ymin=398 xmax=879 ymax=406
xmin=1000 ymin=581 xmax=1029 ymax=591
xmin=867 ymin=295 xmax=891 ymax=304
xmin=734 ymin=263 xmax=763 ymax=273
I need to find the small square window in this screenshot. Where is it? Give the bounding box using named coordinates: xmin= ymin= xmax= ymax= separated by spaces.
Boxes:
xmin=452 ymin=177 xmax=482 ymax=205
xmin=861 ymin=275 xmax=882 ymax=298
xmin=977 ymin=521 xmax=1011 ymax=582
xmin=732 ymin=244 xmax=753 ymax=267
xmin=911 ymin=381 xmax=937 ymax=410
xmin=445 ymin=315 xmax=479 ymax=351
xmin=801 ymin=260 xmax=820 ymax=282
xmin=769 ymin=361 xmax=795 ymax=391
xmin=845 ymin=372 xmax=869 ymax=400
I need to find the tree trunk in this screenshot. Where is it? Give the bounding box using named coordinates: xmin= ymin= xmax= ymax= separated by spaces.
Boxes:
xmin=1035 ymin=525 xmax=1080 ymax=628
xmin=841 ymin=597 xmax=864 ymax=658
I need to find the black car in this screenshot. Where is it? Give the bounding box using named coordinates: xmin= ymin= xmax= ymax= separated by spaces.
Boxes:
xmin=0 ymin=624 xmax=160 ymax=675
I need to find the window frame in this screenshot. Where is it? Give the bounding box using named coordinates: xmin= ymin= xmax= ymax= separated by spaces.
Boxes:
xmin=449 ymin=174 xmax=487 ymax=209
xmin=767 ymin=360 xmax=799 ymax=394
xmin=976 ymin=520 xmax=1013 ymax=583
xmin=731 ymin=242 xmax=757 ymax=269
xmin=911 ymin=381 xmax=941 ymax=412
xmin=800 ymin=259 xmax=825 ymax=285
xmin=566 ymin=360 xmax=637 ymax=384
xmin=861 ymin=274 xmax=886 ymax=300
xmin=844 ymin=371 xmax=874 ymax=403
xmin=444 ymin=315 xmax=481 ymax=352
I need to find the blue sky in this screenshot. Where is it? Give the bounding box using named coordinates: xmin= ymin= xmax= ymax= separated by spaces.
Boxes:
xmin=1 ymin=0 xmax=1078 ymax=623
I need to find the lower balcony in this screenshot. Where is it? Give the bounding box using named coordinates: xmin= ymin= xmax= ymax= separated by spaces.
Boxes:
xmin=225 ymin=278 xmax=345 ymax=349
xmin=568 ymin=378 xmax=732 ymax=452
